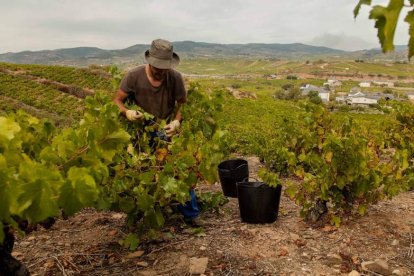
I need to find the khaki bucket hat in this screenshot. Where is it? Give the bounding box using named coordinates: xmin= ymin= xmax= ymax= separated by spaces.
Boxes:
xmin=145 ymin=39 xmax=180 ymax=69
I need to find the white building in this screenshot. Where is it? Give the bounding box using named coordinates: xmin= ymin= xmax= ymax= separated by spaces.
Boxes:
xmin=300 ymin=84 xmax=330 ymax=102
xmin=348 ymin=92 xmax=366 ymax=97
xmin=359 ymin=81 xmax=371 ymax=88
xmin=323 ymin=79 xmax=342 ymax=88
xmin=347 ymin=96 xmax=378 ymax=105
xmin=319 ymin=91 xmax=330 ymax=102
xmin=346 ymin=92 xmax=380 ymax=105
xmin=335 ymin=96 xmax=347 ymax=104
xmin=406 ymin=92 xmax=414 ymax=101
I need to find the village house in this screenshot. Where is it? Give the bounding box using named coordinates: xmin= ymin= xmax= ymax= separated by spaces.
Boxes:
xmin=346 ymin=92 xmax=380 ymax=105
xmin=323 ymin=79 xmax=342 ymax=88
xmin=300 ymin=84 xmax=330 ymax=102
xmin=406 ymin=92 xmax=414 ymax=101
xmin=336 ymin=91 xmax=396 ymax=106
xmin=359 ymin=81 xmax=371 ymax=88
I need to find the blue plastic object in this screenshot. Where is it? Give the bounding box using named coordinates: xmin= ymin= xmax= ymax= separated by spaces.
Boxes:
xmin=177 ymin=189 xmax=200 ymax=219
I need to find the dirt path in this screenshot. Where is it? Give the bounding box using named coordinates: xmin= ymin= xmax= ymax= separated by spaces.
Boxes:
xmin=13 ymin=156 xmax=414 ymax=275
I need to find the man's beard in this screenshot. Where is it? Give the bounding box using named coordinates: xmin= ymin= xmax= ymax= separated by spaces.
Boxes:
xmin=153 ymin=73 xmax=165 ymax=81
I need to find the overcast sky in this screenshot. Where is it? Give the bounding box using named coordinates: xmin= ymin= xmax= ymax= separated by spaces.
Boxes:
xmin=0 ymin=0 xmax=410 ymax=54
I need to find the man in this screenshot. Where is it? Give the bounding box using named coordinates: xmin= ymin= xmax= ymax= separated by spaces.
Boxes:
xmin=114 ymin=38 xmax=185 ymax=137
xmin=113 ymin=38 xmax=200 ymax=223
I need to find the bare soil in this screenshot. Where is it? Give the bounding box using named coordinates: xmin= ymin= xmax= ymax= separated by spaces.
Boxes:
xmin=13 ymin=156 xmax=414 ymax=275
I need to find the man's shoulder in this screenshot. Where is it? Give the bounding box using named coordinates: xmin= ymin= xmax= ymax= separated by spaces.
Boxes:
xmin=168 ymin=68 xmax=184 ymax=80
xmin=127 ymin=65 xmax=146 ymax=77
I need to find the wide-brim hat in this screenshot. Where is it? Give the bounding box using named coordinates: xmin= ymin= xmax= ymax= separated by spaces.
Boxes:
xmin=145 ymin=39 xmax=180 ymax=69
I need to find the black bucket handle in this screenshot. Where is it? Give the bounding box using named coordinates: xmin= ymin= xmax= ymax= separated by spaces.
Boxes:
xmin=242 ymin=176 xmax=259 ymax=182
xmin=239 ymin=177 xmax=267 ymax=188
xmin=220 ymin=162 xmax=247 ymax=173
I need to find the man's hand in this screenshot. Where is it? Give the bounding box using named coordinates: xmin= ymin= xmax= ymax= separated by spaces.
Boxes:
xmin=164 ymin=120 xmax=181 ymax=137
xmin=125 ymin=110 xmax=144 ymax=122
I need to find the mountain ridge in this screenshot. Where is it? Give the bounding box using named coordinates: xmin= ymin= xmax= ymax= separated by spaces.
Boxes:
xmin=0 ymin=41 xmax=408 ymax=66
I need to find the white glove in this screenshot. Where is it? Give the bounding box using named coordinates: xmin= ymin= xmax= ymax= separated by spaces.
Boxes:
xmin=125 ymin=110 xmax=144 ymax=122
xmin=164 ymin=120 xmax=181 ymax=137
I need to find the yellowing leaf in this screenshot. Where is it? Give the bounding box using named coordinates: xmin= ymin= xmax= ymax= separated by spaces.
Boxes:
xmin=155 ymin=148 xmax=168 ymax=162
xmin=325 ymin=151 xmax=333 ymax=163
xmin=330 ymin=215 xmax=341 ymax=227
xmin=0 ymin=117 xmax=21 ymax=140
xmin=358 ymin=204 xmax=368 ymax=215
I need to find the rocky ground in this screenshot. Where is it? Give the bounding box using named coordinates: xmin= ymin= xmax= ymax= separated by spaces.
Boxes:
xmin=12 ymin=156 xmax=414 ymax=276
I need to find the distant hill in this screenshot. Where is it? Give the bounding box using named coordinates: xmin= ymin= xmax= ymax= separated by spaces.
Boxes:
xmin=0 ymin=41 xmax=409 ymax=66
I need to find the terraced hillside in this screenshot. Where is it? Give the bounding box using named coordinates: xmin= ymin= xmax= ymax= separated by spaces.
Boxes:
xmin=0 ymin=63 xmax=113 ymax=126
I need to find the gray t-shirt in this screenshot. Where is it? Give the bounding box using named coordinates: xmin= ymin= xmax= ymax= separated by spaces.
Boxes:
xmin=120 ymin=65 xmax=186 ymax=119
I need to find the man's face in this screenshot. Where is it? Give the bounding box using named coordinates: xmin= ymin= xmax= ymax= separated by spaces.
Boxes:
xmin=150 ymin=65 xmax=168 ymax=81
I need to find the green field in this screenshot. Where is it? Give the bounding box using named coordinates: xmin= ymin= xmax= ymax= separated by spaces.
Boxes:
xmin=1 ymin=60 xmax=407 ymax=129
xmin=179 ymin=59 xmax=414 ymax=79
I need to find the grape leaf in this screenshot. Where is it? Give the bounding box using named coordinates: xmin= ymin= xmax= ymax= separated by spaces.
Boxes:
xmin=0 ymin=156 xmax=16 ymax=220
xmin=0 ymin=117 xmax=21 ymax=140
xmin=121 ymin=233 xmax=140 ymax=251
xmin=17 ymin=163 xmax=62 ymax=223
xmin=119 ymin=197 xmax=136 ymax=213
xmin=369 ymin=0 xmax=404 ymax=53
xmin=354 ymin=0 xmax=372 ymax=18
xmin=405 ymin=9 xmax=414 ymax=60
xmin=59 ymin=167 xmax=99 ymax=216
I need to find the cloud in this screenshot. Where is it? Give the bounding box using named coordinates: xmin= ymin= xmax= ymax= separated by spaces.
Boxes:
xmin=0 ymin=0 xmax=409 ymax=53
xmin=307 ymin=33 xmax=378 ymax=51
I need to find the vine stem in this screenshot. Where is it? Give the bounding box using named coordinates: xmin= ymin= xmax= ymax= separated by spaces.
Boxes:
xmin=58 ymin=144 xmax=89 ymax=170
xmin=58 ymin=135 xmax=111 ymax=170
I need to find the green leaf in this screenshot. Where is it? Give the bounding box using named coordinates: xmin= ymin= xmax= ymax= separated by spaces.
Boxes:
xmin=369 ymin=0 xmax=404 ymax=53
xmin=59 ymin=167 xmax=99 ymax=216
xmin=284 ymin=183 xmax=298 ymax=199
xmin=191 ymin=227 xmax=206 ymax=237
xmin=0 ymin=117 xmax=21 ymax=140
xmin=18 ymin=163 xmax=62 ymax=223
xmin=101 ymin=130 xmax=131 ymax=150
xmin=330 ymin=215 xmax=341 ymax=227
xmin=119 ymin=197 xmax=136 ymax=213
xmin=405 ymin=9 xmax=414 ymax=59
xmin=121 ymin=233 xmax=140 ymax=251
xmin=163 ymin=177 xmax=179 ymax=196
xmin=136 ymin=192 xmax=155 ymax=211
xmin=358 ymin=204 xmax=368 ymax=215
xmin=145 ymin=207 xmax=165 ymax=228
xmin=138 ymin=171 xmax=156 ymax=184
xmin=401 ymin=149 xmax=409 ymax=170
xmin=354 ymin=0 xmax=372 ymax=18
xmin=155 ymin=206 xmax=165 ymax=227
xmin=0 ymin=155 xmax=16 ymax=220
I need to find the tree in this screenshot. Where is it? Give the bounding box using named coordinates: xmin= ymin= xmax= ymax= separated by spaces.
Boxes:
xmin=308 ymin=91 xmax=323 ymax=104
xmin=354 ymin=0 xmax=414 ymax=59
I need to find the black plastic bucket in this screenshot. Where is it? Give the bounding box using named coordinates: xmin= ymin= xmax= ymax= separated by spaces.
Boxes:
xmin=217 ymin=159 xmax=249 ymax=198
xmin=236 ymin=181 xmax=282 ymax=223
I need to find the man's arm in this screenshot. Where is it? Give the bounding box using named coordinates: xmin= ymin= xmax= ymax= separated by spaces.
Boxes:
xmin=173 ymin=98 xmax=186 ymax=122
xmin=113 ymin=89 xmax=129 ymax=116
xmin=114 ymin=89 xmax=144 ymax=121
xmin=165 ymin=98 xmax=186 ymax=137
